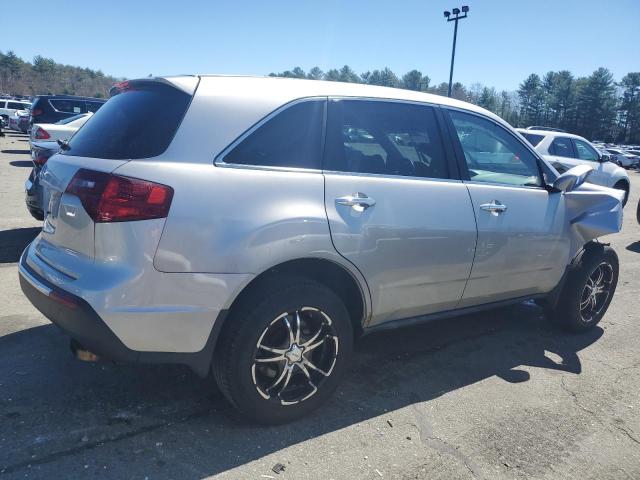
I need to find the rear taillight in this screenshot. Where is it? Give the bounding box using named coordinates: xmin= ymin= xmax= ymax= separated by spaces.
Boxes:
xmin=65 ymin=169 xmax=173 ymax=222
xmin=34 ymin=127 xmax=50 ymax=140
xmin=32 ymin=149 xmax=53 ymax=167
xmin=31 ymin=109 xmax=42 ymax=116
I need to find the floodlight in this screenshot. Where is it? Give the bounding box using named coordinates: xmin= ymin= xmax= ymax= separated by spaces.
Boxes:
xmin=452 ymin=8 xmax=460 ymax=14
xmin=462 ymin=5 xmax=469 ymax=13
xmin=444 ymin=10 xmax=451 ymax=17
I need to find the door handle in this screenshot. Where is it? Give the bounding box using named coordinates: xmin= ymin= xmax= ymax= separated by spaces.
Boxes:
xmin=480 ymin=200 xmax=507 ymax=215
xmin=336 ymin=193 xmax=376 ymax=211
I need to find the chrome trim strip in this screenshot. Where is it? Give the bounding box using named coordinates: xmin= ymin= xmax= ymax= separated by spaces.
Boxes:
xmin=463 ymin=179 xmax=546 ymax=191
xmin=322 ymin=169 xmax=463 ymax=183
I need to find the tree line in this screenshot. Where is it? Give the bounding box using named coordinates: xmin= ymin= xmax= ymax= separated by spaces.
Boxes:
xmin=1 ymin=49 xmax=637 ymax=144
xmin=270 ymin=66 xmax=640 ymax=144
xmin=0 ymin=50 xmax=118 ymax=99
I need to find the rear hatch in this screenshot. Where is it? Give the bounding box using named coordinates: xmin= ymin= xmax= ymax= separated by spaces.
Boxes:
xmin=36 ymin=78 xmax=197 ymax=276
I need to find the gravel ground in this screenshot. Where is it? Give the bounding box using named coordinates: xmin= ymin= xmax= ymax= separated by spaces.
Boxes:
xmin=0 ymin=132 xmax=639 ymax=479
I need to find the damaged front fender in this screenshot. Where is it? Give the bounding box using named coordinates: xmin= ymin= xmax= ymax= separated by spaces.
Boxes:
xmin=564 ymin=183 xmax=624 ymax=252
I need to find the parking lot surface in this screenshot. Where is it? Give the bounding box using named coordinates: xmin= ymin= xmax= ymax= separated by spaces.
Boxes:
xmin=1 ymin=132 xmax=639 ymax=479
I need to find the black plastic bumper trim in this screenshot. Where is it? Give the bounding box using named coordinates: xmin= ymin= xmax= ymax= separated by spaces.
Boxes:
xmin=19 ymin=253 xmax=225 ymax=377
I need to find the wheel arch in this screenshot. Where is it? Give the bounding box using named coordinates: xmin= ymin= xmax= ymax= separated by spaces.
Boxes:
xmin=612 ymin=177 xmax=629 ymax=191
xmin=216 ymin=257 xmax=370 ymax=348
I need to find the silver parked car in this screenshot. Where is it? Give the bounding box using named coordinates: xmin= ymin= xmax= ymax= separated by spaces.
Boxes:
xmin=19 ymin=76 xmax=624 ymax=424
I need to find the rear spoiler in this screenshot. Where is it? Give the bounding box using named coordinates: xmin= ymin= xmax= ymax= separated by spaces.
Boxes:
xmin=109 ymin=76 xmax=199 ymax=97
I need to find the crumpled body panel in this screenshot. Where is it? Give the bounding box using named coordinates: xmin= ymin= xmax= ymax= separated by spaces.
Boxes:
xmin=564 ymin=183 xmax=624 ymax=255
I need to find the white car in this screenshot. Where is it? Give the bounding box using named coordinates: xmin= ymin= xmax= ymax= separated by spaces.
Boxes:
xmin=0 ymin=99 xmax=31 ymax=123
xmin=30 ymin=113 xmax=93 ymax=143
xmin=605 ymin=148 xmax=639 ymax=168
xmin=517 ymin=129 xmax=630 ymax=204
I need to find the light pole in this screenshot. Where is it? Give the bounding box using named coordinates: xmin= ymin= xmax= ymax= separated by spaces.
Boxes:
xmin=444 ymin=5 xmax=469 ymax=98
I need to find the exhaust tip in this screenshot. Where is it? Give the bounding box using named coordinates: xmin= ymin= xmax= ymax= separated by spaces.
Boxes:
xmin=70 ymin=339 xmax=100 ymax=362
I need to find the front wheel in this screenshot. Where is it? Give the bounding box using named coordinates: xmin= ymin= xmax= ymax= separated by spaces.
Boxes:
xmin=548 ymin=246 xmax=618 ymax=333
xmin=213 ymin=275 xmax=353 ymax=424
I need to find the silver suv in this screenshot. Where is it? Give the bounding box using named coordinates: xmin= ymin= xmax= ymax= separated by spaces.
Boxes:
xmin=19 ymin=76 xmax=624 ymax=424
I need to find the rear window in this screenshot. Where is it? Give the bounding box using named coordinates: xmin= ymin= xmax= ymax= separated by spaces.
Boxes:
xmin=51 ymin=99 xmax=84 ymax=113
xmin=86 ymin=101 xmax=104 ymax=113
xmin=7 ymin=102 xmax=28 ymax=110
xmin=62 ymin=83 xmax=191 ymax=160
xmin=522 ymin=133 xmax=544 ymax=147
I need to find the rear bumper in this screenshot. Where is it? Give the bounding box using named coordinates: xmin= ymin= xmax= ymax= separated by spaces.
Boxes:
xmin=19 ymin=253 xmax=137 ymax=363
xmin=18 ymin=249 xmax=227 ymax=376
xmin=25 ymin=172 xmax=44 ymax=220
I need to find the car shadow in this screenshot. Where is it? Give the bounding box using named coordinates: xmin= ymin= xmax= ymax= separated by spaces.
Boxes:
xmin=626 ymin=241 xmax=640 ymax=253
xmin=0 ymin=227 xmax=41 ymax=263
xmin=9 ymin=160 xmax=32 ymax=168
xmin=2 ymin=149 xmax=30 ymax=155
xmin=0 ymin=303 xmax=602 ymax=478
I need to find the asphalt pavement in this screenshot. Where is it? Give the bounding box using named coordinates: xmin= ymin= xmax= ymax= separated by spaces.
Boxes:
xmin=0 ymin=132 xmax=639 ymax=479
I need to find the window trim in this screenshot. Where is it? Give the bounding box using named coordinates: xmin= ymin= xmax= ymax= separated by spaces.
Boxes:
xmin=321 ymin=97 xmax=460 ymax=182
xmin=214 ymin=96 xmax=327 ymax=173
xmin=442 ymin=106 xmax=548 ymax=190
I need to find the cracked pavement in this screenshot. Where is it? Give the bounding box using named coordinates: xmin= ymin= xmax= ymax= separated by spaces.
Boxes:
xmin=0 ymin=133 xmax=639 ymax=479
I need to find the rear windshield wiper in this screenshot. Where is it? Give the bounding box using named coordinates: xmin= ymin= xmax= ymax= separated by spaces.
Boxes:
xmin=57 ymin=139 xmax=71 ymax=151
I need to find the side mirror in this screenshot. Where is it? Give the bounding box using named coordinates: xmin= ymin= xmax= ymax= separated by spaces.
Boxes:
xmin=599 ymin=153 xmax=611 ymax=163
xmin=552 ymin=164 xmax=593 ymax=192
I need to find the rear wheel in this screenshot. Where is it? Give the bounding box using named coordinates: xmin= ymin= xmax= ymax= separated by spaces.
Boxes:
xmin=547 ymin=246 xmax=618 ymax=333
xmin=213 ymin=275 xmax=353 ymax=424
xmin=613 ymin=180 xmax=629 ymax=207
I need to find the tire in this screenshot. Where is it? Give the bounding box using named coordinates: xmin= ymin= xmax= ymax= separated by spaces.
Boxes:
xmin=213 ymin=275 xmax=353 ymax=424
xmin=549 ymin=245 xmax=618 ymax=333
xmin=636 ymin=198 xmax=640 ymax=225
xmin=613 ymin=180 xmax=629 ymax=207
xmin=29 ymin=209 xmax=44 ymax=221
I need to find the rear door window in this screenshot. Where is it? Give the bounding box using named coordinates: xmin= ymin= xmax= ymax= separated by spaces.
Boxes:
xmin=62 ymin=83 xmax=191 ymax=159
xmin=549 ymin=137 xmax=575 ymax=158
xmin=222 ymin=99 xmax=324 ymax=169
xmin=324 ymin=99 xmax=449 ymax=179
xmin=7 ymin=102 xmax=26 ymax=109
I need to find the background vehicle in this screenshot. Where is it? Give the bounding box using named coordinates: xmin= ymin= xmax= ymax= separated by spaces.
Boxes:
xmin=0 ymin=98 xmax=31 ymax=123
xmin=19 ymin=76 xmax=623 ymax=424
xmin=518 ymin=128 xmax=630 ymax=204
xmin=8 ymin=109 xmax=30 ymax=133
xmin=30 ymin=95 xmax=105 ymax=126
xmin=525 ymin=126 xmax=566 ymax=132
xmin=30 ymin=112 xmax=93 ymax=143
xmin=25 ymin=140 xmax=59 ymax=220
xmin=605 ymin=148 xmax=639 ymax=168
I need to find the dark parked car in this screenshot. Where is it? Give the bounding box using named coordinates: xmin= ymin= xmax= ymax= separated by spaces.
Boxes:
xmin=25 ymin=140 xmax=59 ymax=220
xmin=30 ymin=95 xmax=106 ymax=127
